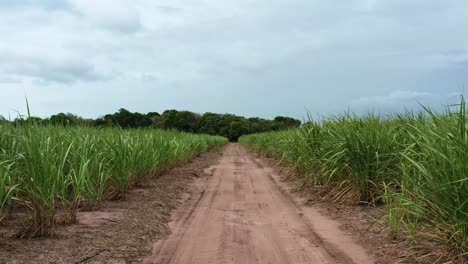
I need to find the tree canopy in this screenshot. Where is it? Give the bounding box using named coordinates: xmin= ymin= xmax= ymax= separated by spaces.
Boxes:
xmin=6 ymin=109 xmax=301 ymax=141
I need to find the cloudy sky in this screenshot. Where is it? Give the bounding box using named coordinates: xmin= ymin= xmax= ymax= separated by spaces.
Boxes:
xmin=0 ymin=0 xmax=467 ymax=119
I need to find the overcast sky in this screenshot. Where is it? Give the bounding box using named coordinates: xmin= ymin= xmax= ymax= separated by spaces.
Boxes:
xmin=0 ymin=0 xmax=467 ymax=120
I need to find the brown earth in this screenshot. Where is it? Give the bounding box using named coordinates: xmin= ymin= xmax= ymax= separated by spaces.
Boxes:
xmin=145 ymin=144 xmax=374 ymax=264
xmin=0 ymin=148 xmax=222 ymax=263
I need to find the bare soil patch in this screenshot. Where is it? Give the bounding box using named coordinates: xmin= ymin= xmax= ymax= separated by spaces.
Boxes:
xmin=0 ymin=149 xmax=222 ymax=264
xmin=145 ymin=144 xmax=373 ymax=264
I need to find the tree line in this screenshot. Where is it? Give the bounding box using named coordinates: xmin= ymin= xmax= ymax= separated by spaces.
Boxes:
xmin=0 ymin=109 xmax=301 ymax=141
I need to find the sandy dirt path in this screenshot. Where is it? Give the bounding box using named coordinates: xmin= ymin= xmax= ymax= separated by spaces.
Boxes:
xmin=145 ymin=143 xmax=374 ymax=264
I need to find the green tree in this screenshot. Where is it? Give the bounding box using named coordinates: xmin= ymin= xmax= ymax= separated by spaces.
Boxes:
xmin=49 ymin=113 xmax=78 ymax=126
xmin=158 ymin=110 xmax=200 ymax=132
xmin=228 ymin=121 xmax=250 ymax=142
xmin=97 ymin=109 xmax=153 ymax=128
xmin=274 ymin=116 xmax=301 ymax=128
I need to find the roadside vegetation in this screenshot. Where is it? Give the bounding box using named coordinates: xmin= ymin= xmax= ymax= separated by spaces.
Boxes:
xmin=2 ymin=109 xmax=301 ymax=142
xmin=240 ymin=99 xmax=468 ymax=260
xmin=0 ymin=120 xmax=227 ymax=238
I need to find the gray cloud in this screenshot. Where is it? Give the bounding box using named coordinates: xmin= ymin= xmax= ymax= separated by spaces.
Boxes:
xmin=0 ymin=56 xmax=107 ymax=84
xmin=0 ymin=0 xmax=71 ymax=11
xmin=68 ymin=0 xmax=143 ymax=34
xmin=19 ymin=61 xmax=106 ymax=84
xmin=0 ymin=76 xmax=21 ymax=84
xmin=349 ymin=90 xmax=461 ymax=114
xmin=155 ymin=5 xmax=182 ymax=14
xmin=0 ymin=0 xmax=467 ymax=118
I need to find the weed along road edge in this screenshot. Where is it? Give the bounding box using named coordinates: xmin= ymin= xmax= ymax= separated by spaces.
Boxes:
xmin=145 ymin=143 xmax=373 ymax=264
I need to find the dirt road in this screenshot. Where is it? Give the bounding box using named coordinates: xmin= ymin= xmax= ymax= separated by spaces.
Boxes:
xmin=145 ymin=144 xmax=373 ymax=264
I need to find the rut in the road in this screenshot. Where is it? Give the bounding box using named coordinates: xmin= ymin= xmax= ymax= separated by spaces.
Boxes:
xmin=145 ymin=144 xmax=373 ymax=264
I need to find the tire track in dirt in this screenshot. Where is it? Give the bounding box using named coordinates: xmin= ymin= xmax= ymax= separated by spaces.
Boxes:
xmin=144 ymin=143 xmax=374 ymax=264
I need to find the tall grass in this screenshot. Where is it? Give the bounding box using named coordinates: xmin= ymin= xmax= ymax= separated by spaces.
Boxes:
xmin=241 ymin=115 xmax=404 ymax=203
xmin=240 ymin=100 xmax=467 ymax=258
xmin=0 ymin=125 xmax=227 ymax=237
xmin=393 ymin=104 xmax=468 ymax=256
